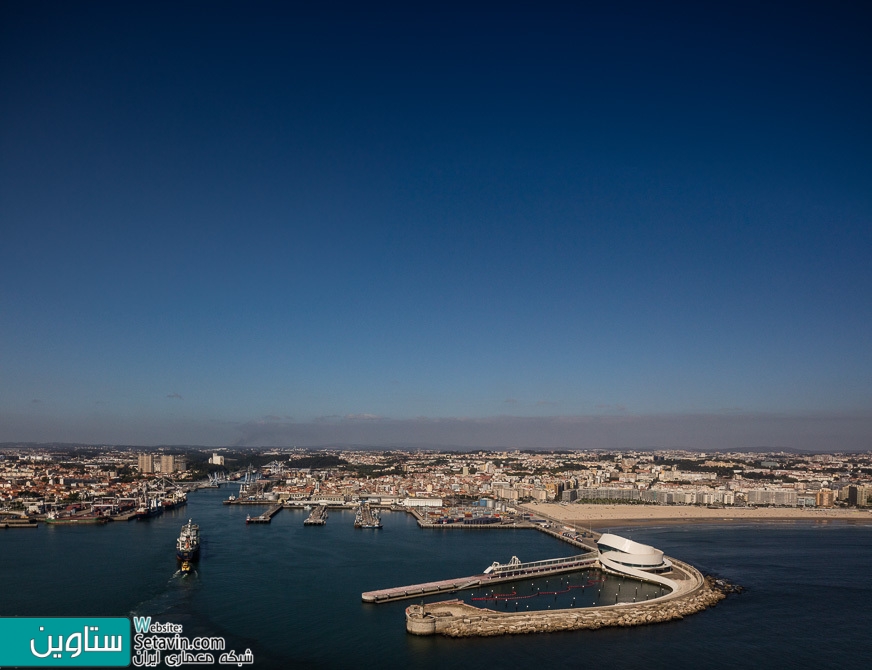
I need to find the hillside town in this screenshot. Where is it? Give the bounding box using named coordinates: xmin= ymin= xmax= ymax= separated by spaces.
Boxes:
xmin=1 ymin=446 xmax=871 ymax=523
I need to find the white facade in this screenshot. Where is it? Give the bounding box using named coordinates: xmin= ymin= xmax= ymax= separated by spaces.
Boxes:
xmin=597 ymin=533 xmax=672 ymax=571
xmin=401 ymin=497 xmax=443 ymax=508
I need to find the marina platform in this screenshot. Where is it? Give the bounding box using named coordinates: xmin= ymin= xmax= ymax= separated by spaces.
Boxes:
xmin=362 ymin=552 xmax=599 ymax=603
xmin=304 ymin=505 xmax=328 ymax=525
xmin=363 ymin=576 xmax=484 ymax=603
xmin=246 ymin=504 xmax=283 ymax=524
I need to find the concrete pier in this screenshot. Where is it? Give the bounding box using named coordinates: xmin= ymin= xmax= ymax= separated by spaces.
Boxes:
xmin=363 ymin=576 xmax=485 ymax=603
xmin=354 ymin=503 xmax=382 ymax=528
xmin=304 ymin=505 xmax=328 ymax=526
xmin=245 ymin=504 xmax=283 ymax=524
xmin=0 ymin=520 xmax=39 ymax=528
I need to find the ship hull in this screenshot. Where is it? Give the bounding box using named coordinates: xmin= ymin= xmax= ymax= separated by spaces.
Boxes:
xmin=176 ymin=546 xmax=200 ymax=561
xmin=45 ymin=516 xmax=108 ymax=525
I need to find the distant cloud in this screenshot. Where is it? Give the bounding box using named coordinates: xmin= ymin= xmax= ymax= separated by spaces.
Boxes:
xmin=166 ymin=393 xmax=183 ymax=400
xmin=535 ymin=401 xmax=558 ymax=407
xmin=345 ymin=413 xmax=382 ymax=421
xmin=504 ymin=398 xmax=518 ymax=405
xmin=31 ymin=399 xmax=41 ymax=404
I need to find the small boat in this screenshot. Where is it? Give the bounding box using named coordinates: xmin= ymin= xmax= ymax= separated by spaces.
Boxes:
xmin=176 ymin=519 xmax=200 ymax=561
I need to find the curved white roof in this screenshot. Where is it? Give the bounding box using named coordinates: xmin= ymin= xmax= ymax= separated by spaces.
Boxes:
xmin=597 ymin=533 xmax=667 ymax=569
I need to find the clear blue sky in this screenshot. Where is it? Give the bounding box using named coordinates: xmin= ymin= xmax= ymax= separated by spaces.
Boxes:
xmin=1 ymin=1 xmax=870 ymax=450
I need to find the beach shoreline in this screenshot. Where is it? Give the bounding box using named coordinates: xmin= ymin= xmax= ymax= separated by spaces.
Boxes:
xmin=521 ymin=503 xmax=872 ymax=529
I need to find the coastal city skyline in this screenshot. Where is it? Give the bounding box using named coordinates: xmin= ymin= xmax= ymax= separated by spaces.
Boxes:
xmin=4 ymin=440 xmax=870 ymax=667
xmin=2 ymin=2 xmax=870 ymax=451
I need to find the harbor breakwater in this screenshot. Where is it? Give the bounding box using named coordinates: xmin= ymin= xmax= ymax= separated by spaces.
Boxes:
xmin=406 ymin=560 xmax=736 ymax=637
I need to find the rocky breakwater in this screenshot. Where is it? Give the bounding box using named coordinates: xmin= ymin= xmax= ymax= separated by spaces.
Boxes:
xmin=406 ymin=576 xmax=736 ymax=637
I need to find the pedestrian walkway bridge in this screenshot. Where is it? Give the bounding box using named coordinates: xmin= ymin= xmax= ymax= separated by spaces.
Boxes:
xmin=484 ymin=552 xmax=598 ymax=578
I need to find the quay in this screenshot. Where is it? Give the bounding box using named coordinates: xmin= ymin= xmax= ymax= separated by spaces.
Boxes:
xmin=1 ymin=520 xmax=38 ymax=528
xmin=362 ymin=552 xmax=599 ymax=603
xmin=304 ymin=505 xmax=328 ymax=526
xmin=409 ymin=507 xmax=537 ymax=530
xmin=225 ymin=497 xmax=281 ymax=505
xmin=245 ymin=504 xmax=283 ymax=524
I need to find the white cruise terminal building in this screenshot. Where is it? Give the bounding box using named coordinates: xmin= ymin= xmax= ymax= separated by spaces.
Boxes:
xmin=596 ymin=533 xmax=678 ymax=590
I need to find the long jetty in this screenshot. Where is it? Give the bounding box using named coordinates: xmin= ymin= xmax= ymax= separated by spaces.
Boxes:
xmin=362 ymin=552 xmax=599 ymax=603
xmin=245 ymin=504 xmax=283 ymax=524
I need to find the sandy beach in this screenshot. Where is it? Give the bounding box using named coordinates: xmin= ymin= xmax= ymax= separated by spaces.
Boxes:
xmin=521 ymin=503 xmax=872 ymax=528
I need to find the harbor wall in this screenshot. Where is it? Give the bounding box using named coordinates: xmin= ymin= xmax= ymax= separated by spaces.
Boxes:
xmin=406 ymin=564 xmax=729 ymax=637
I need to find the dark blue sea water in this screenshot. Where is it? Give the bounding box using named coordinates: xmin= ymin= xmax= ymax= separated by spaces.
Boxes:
xmin=2 ymin=487 xmax=870 ymax=669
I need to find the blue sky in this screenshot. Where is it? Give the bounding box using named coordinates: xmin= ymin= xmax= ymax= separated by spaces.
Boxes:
xmin=1 ymin=2 xmax=870 ymax=450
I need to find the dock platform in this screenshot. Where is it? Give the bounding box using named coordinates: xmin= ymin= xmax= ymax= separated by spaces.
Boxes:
xmin=363 ymin=552 xmax=599 ymax=603
xmin=354 ymin=503 xmax=382 ymax=528
xmin=245 ymin=504 xmax=283 ymax=524
xmin=304 ymin=505 xmax=328 ymax=526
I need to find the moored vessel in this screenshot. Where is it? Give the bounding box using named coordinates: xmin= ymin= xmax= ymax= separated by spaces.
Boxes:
xmin=45 ymin=512 xmax=108 ymax=525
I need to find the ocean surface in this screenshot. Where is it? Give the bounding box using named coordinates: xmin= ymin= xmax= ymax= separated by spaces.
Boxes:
xmin=2 ymin=487 xmax=870 ymax=669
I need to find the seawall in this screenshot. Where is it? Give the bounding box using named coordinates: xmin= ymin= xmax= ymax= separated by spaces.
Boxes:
xmin=406 ymin=561 xmax=731 ymax=637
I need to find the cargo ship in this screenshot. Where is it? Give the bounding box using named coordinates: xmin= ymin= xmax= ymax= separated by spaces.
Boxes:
xmin=44 ymin=511 xmax=108 ymax=525
xmin=176 ymin=519 xmax=200 ymax=561
xmin=162 ymin=490 xmax=187 ymax=510
xmin=134 ymin=497 xmax=164 ymax=520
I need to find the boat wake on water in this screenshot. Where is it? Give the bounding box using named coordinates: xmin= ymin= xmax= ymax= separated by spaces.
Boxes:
xmin=129 ymin=560 xmax=205 ymax=628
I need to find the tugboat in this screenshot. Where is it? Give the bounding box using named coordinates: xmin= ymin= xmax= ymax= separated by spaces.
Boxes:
xmin=176 ymin=519 xmax=200 ymax=561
